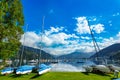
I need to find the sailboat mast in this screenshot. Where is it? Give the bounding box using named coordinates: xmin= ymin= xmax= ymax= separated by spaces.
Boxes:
xmin=88 ymin=21 xmax=106 ymax=64
xmin=38 ymin=16 xmax=45 ymax=65
xmin=88 ymin=21 xmax=100 ymax=61
xmin=20 ymin=24 xmax=28 ymax=66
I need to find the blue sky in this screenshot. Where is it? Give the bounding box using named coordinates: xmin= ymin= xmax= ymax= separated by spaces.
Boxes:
xmin=21 ymin=0 xmax=120 ymax=56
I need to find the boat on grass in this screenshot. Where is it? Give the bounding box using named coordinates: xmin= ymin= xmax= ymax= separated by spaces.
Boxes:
xmin=108 ymin=64 xmax=120 ymax=71
xmin=92 ymin=65 xmax=111 ymax=73
xmin=1 ymin=67 xmax=14 ymax=75
xmin=16 ymin=65 xmax=35 ymax=74
xmin=84 ymin=65 xmax=111 ymax=73
xmin=83 ymin=66 xmax=93 ymax=72
xmin=38 ymin=64 xmax=51 ymax=75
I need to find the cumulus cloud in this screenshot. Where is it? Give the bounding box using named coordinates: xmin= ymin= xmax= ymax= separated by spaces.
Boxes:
xmin=100 ymin=32 xmax=120 ymax=49
xmin=75 ymin=17 xmax=104 ymax=34
xmin=44 ymin=47 xmax=75 ymax=56
xmin=80 ymin=36 xmax=90 ymax=40
xmin=45 ymin=26 xmax=64 ymax=35
xmin=20 ymin=31 xmax=40 ymax=48
xmin=75 ymin=17 xmax=90 ymax=34
xmin=116 ymin=32 xmax=120 ymax=43
xmin=20 ymin=17 xmax=120 ymax=56
xmin=91 ymin=24 xmax=104 ymax=34
xmin=20 ymin=30 xmax=120 ymax=56
xmin=20 ymin=26 xmax=97 ymax=56
xmin=20 ymin=26 xmax=82 ymax=55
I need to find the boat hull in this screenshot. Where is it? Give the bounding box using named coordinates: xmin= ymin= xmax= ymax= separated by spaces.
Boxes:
xmin=1 ymin=67 xmax=14 ymax=75
xmin=38 ymin=64 xmax=51 ymax=75
xmin=38 ymin=68 xmax=51 ymax=75
xmin=16 ymin=65 xmax=35 ymax=75
xmin=93 ymin=65 xmax=111 ymax=73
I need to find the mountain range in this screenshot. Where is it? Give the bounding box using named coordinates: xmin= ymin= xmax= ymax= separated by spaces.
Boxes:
xmin=57 ymin=51 xmax=93 ymax=59
xmin=18 ymin=43 xmax=120 ymax=60
xmin=90 ymin=43 xmax=120 ymax=60
xmin=18 ymin=46 xmax=54 ymax=60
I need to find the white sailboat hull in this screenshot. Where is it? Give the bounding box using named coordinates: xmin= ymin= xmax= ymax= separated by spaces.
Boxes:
xmin=94 ymin=65 xmax=110 ymax=73
xmin=16 ymin=70 xmax=32 ymax=74
xmin=1 ymin=70 xmax=13 ymax=75
xmin=1 ymin=67 xmax=14 ymax=75
xmin=108 ymin=65 xmax=120 ymax=71
xmin=16 ymin=65 xmax=35 ymax=75
xmin=38 ymin=68 xmax=51 ymax=75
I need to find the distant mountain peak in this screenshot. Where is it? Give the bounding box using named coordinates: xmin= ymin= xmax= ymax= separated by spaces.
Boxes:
xmin=91 ymin=43 xmax=120 ymax=59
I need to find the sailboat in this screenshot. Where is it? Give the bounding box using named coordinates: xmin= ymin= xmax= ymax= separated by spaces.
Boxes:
xmin=93 ymin=65 xmax=111 ymax=73
xmin=1 ymin=67 xmax=14 ymax=75
xmin=37 ymin=64 xmax=51 ymax=75
xmin=37 ymin=16 xmax=51 ymax=75
xmin=108 ymin=64 xmax=120 ymax=72
xmin=16 ymin=25 xmax=35 ymax=75
xmin=16 ymin=65 xmax=35 ymax=74
xmin=84 ymin=22 xmax=111 ymax=73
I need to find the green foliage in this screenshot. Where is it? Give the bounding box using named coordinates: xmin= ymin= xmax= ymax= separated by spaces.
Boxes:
xmin=0 ymin=0 xmax=24 ymax=59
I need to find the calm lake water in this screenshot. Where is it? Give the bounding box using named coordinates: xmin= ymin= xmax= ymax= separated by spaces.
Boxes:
xmin=50 ymin=61 xmax=95 ymax=72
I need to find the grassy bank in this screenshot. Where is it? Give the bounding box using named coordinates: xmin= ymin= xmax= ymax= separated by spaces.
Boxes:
xmin=0 ymin=72 xmax=119 ymax=80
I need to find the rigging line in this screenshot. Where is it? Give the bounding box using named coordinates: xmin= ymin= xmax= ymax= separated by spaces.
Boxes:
xmin=87 ymin=22 xmax=101 ymax=52
xmin=19 ymin=24 xmax=28 ymax=66
xmin=88 ymin=22 xmax=106 ymax=64
xmin=38 ymin=16 xmax=45 ymax=65
xmin=88 ymin=24 xmax=98 ymax=52
xmin=91 ymin=34 xmax=101 ymax=52
xmin=88 ymin=22 xmax=99 ymax=61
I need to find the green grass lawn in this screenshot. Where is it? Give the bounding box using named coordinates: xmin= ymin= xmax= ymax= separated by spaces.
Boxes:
xmin=0 ymin=72 xmax=119 ymax=80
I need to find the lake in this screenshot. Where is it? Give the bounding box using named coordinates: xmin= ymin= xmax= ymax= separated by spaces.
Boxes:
xmin=50 ymin=61 xmax=95 ymax=72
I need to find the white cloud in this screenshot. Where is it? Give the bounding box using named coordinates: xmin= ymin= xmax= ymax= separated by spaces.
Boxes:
xmin=75 ymin=17 xmax=104 ymax=34
xmin=42 ymin=35 xmax=53 ymax=46
xmin=116 ymin=32 xmax=120 ymax=43
xmin=20 ymin=31 xmax=40 ymax=48
xmin=79 ymin=42 xmax=95 ymax=53
xmin=117 ymin=32 xmax=120 ymax=37
xmin=75 ymin=17 xmax=90 ymax=34
xmin=20 ymin=27 xmax=97 ymax=56
xmin=20 ymin=27 xmax=82 ymax=55
xmin=45 ymin=26 xmax=64 ymax=36
xmin=44 ymin=47 xmax=75 ymax=56
xmin=91 ymin=24 xmax=104 ymax=34
xmin=47 ymin=32 xmax=71 ymax=45
xmin=20 ymin=30 xmax=120 ymax=56
xmin=102 ymin=37 xmax=115 ymax=46
xmin=43 ymin=41 xmax=95 ymax=56
xmin=80 ymin=36 xmax=90 ymax=40
xmin=100 ymin=32 xmax=120 ymax=49
xmin=20 ymin=17 xmax=120 ymax=56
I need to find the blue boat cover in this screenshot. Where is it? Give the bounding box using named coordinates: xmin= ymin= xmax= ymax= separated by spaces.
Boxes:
xmin=38 ymin=64 xmax=51 ymax=72
xmin=1 ymin=67 xmax=14 ymax=72
xmin=16 ymin=65 xmax=35 ymax=72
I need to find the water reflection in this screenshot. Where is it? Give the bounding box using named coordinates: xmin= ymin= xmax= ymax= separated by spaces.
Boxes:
xmin=50 ymin=61 xmax=95 ymax=72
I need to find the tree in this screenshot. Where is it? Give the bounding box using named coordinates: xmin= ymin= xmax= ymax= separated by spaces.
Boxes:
xmin=0 ymin=0 xmax=24 ymax=60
